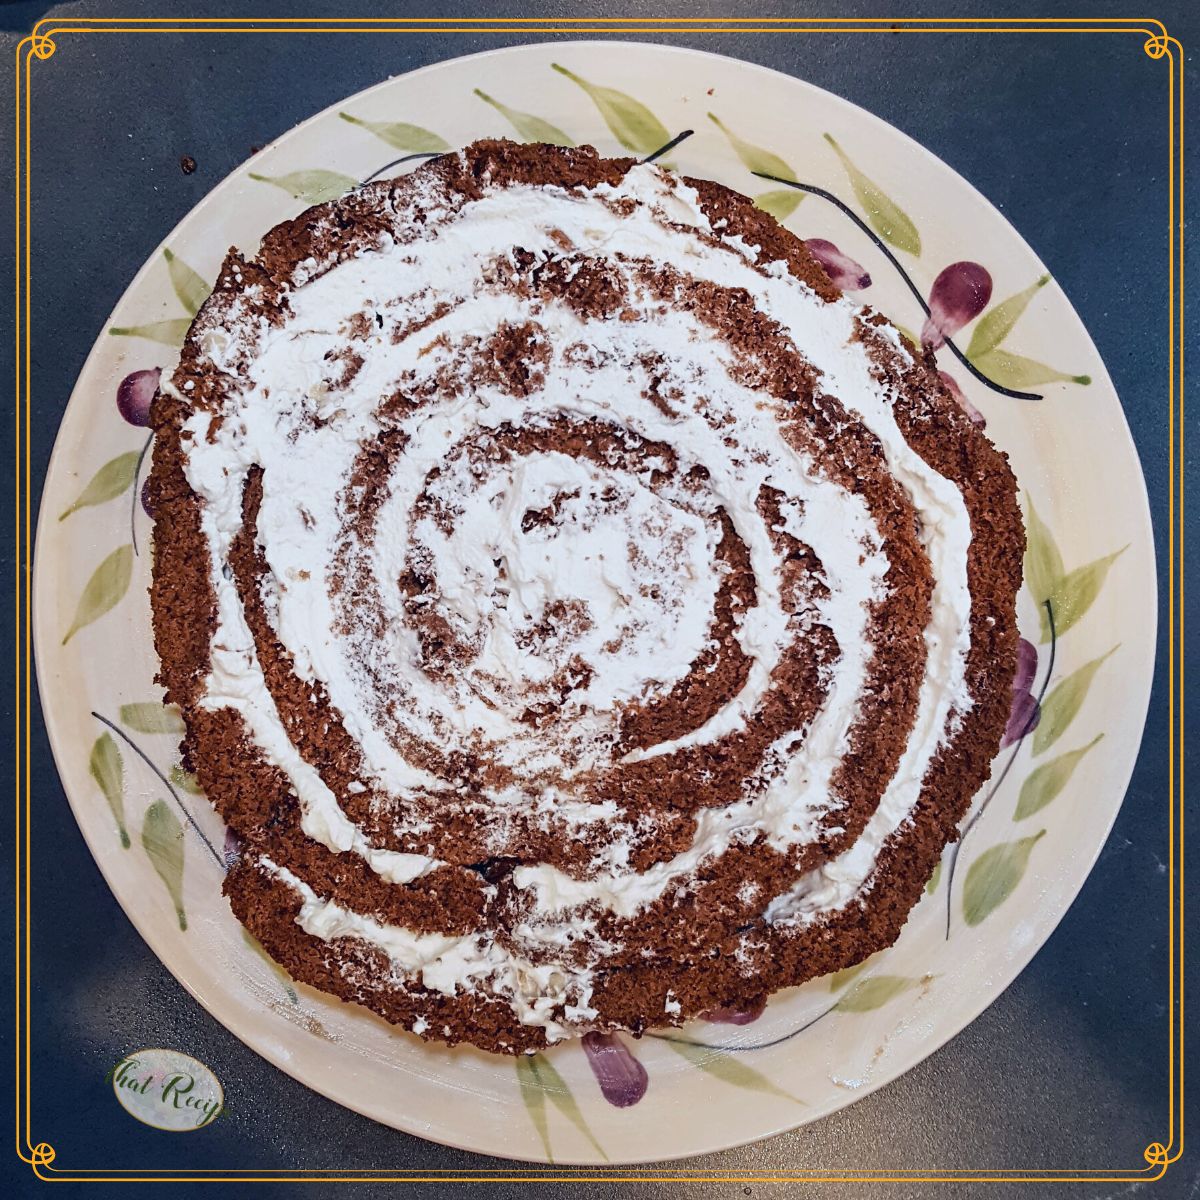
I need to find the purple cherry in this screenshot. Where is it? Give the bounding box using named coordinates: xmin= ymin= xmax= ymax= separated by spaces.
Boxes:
xmin=921 ymin=262 xmax=992 ymax=350
xmin=804 ymin=238 xmax=871 ymax=290
xmin=1001 ymin=637 xmax=1041 ymax=748
xmin=938 ymin=371 xmax=986 ymax=428
xmin=581 ymin=1032 xmax=648 ymax=1107
xmin=140 ymin=476 xmax=157 ymax=519
xmin=222 ymin=826 xmax=243 ymax=868
xmin=1002 ymin=691 xmax=1041 ymax=748
xmin=702 ymin=997 xmax=766 ymax=1025
xmin=1013 ymin=637 xmax=1037 ymax=694
xmin=117 ymin=367 xmax=161 ymax=427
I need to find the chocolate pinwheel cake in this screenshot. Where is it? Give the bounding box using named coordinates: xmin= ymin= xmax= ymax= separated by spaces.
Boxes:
xmin=147 ymin=139 xmax=1024 ymax=1054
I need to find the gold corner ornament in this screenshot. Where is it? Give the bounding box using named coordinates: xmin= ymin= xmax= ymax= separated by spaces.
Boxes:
xmin=1142 ymin=1142 xmax=1169 ymax=1168
xmin=31 ymin=1142 xmax=56 ymax=1167
xmin=1143 ymin=33 xmax=1170 ymax=60
xmin=29 ymin=32 xmax=56 ymax=60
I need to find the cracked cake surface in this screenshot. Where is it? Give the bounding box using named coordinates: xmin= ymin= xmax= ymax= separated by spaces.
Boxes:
xmin=147 ymin=139 xmax=1024 ymax=1055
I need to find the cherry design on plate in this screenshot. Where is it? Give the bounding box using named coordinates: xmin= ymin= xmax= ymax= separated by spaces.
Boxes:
xmin=921 ymin=261 xmax=992 ymax=350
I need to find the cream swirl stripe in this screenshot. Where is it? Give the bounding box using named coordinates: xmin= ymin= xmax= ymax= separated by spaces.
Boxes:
xmin=174 ymin=161 xmax=973 ymax=1026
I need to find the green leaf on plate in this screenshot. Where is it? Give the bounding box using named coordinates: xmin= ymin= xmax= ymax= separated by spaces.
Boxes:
xmin=337 ymin=112 xmax=450 ymax=153
xmin=1022 ymin=496 xmax=1064 ymax=612
xmin=1024 ymin=497 xmax=1124 ymax=640
xmin=59 ymin=451 xmax=140 ymax=521
xmin=62 ymin=544 xmax=132 ymax=645
xmin=531 ymin=1053 xmax=607 ymax=1160
xmin=120 ymin=702 xmax=186 ymax=736
xmin=162 ymin=248 xmax=210 ymax=317
xmin=970 ymin=346 xmax=1091 ymax=391
xmin=242 ymin=928 xmax=298 ymax=1004
xmin=514 ymin=1053 xmax=607 ymax=1161
xmin=708 ymin=112 xmax=796 ymax=182
xmin=824 ymin=133 xmax=921 ymax=255
xmin=835 ymin=975 xmax=922 ymax=1013
xmin=1033 ymin=647 xmax=1118 ymax=756
xmin=1015 ymin=734 xmax=1104 ymax=820
xmin=248 ymin=170 xmax=358 ymax=204
xmin=169 ymin=764 xmax=205 ymax=795
xmin=472 ymin=89 xmax=573 ymax=146
xmin=962 ymin=831 xmax=1046 ymax=926
xmin=89 ymin=732 xmax=129 ymax=848
xmin=753 ymin=189 xmax=803 ymax=222
xmin=966 ymin=274 xmax=1048 ymax=358
xmin=515 ymin=1055 xmax=554 ymax=1162
xmin=893 ymin=322 xmax=919 ymax=347
xmin=142 ymin=799 xmax=187 ymax=931
xmin=1042 ymin=547 xmax=1127 ymax=640
xmin=666 ymin=1039 xmax=802 ymax=1103
xmin=551 ymin=63 xmax=670 ymax=156
xmin=108 ymin=319 xmax=191 ymax=346
xmin=926 ymin=859 xmax=943 ymax=895
xmin=828 ymin=957 xmax=874 ymax=991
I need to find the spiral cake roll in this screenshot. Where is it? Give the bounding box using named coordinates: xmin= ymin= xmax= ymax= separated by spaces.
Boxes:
xmin=148 ymin=140 xmax=1024 ymax=1053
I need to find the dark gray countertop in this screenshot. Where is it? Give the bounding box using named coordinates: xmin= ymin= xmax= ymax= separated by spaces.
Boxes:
xmin=4 ymin=1 xmax=1195 ymax=1195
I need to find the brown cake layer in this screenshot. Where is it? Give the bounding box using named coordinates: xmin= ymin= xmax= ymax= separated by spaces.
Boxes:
xmin=148 ymin=139 xmax=1023 ymax=1054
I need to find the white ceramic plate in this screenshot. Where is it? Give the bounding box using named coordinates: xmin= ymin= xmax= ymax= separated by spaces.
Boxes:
xmin=33 ymin=41 xmax=1154 ymax=1165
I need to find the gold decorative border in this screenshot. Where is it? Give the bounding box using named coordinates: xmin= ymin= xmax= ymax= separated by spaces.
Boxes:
xmin=14 ymin=15 xmax=1185 ymax=1183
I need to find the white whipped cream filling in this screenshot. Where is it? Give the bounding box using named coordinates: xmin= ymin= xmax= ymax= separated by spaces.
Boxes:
xmin=176 ymin=159 xmax=975 ymax=1031
xmin=261 ymin=860 xmax=596 ymax=1040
